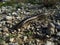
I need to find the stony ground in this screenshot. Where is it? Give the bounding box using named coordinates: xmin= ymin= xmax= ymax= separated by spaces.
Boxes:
xmin=0 ymin=2 xmax=60 ymax=45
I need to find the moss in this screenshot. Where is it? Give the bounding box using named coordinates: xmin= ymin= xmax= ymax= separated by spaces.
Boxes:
xmin=26 ymin=0 xmax=41 ymax=4
xmin=0 ymin=2 xmax=3 ymax=7
xmin=0 ymin=37 xmax=4 ymax=43
xmin=9 ymin=34 xmax=14 ymax=38
xmin=24 ymin=30 xmax=33 ymax=36
xmin=28 ymin=31 xmax=33 ymax=36
xmin=0 ymin=1 xmax=18 ymax=7
xmin=42 ymin=0 xmax=59 ymax=7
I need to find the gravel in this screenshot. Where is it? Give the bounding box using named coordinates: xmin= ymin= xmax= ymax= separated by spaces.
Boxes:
xmin=0 ymin=2 xmax=60 ymax=45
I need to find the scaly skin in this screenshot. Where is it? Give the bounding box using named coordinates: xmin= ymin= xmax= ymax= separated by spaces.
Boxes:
xmin=11 ymin=14 xmax=47 ymax=30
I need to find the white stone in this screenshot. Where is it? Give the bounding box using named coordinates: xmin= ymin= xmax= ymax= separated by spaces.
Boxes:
xmin=9 ymin=42 xmax=18 ymax=45
xmin=50 ymin=28 xmax=55 ymax=34
xmin=0 ymin=24 xmax=2 ymax=27
xmin=37 ymin=28 xmax=39 ymax=31
xmin=32 ymin=27 xmax=34 ymax=30
xmin=6 ymin=33 xmax=9 ymax=36
xmin=2 ymin=21 xmax=6 ymax=25
xmin=0 ymin=9 xmax=2 ymax=13
xmin=36 ymin=39 xmax=40 ymax=42
xmin=45 ymin=41 xmax=54 ymax=45
xmin=18 ymin=8 xmax=21 ymax=11
xmin=57 ymin=20 xmax=60 ymax=25
xmin=10 ymin=38 xmax=14 ymax=42
xmin=12 ymin=12 xmax=17 ymax=15
xmin=6 ymin=16 xmax=13 ymax=20
xmin=39 ymin=9 xmax=42 ymax=13
xmin=8 ymin=13 xmax=11 ymax=15
xmin=50 ymin=23 xmax=55 ymax=28
xmin=3 ymin=27 xmax=8 ymax=31
xmin=0 ymin=28 xmax=2 ymax=30
xmin=16 ymin=17 xmax=21 ymax=19
xmin=57 ymin=32 xmax=60 ymax=36
xmin=6 ymin=21 xmax=12 ymax=24
xmin=24 ymin=11 xmax=30 ymax=15
xmin=24 ymin=36 xmax=27 ymax=41
xmin=27 ymin=25 xmax=30 ymax=29
xmin=45 ymin=13 xmax=48 ymax=15
xmin=2 ymin=6 xmax=6 ymax=11
xmin=18 ymin=29 xmax=21 ymax=32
